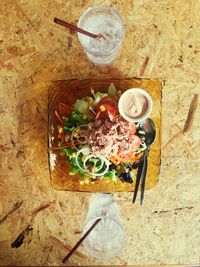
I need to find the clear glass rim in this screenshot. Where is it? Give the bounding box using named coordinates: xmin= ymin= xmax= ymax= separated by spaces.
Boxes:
xmin=83 ymin=215 xmax=126 ymax=259
xmin=77 ymin=5 xmax=125 ymax=57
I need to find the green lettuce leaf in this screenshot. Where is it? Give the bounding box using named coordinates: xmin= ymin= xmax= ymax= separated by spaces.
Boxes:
xmin=70 ymin=111 xmax=93 ymax=126
xmin=91 ymin=89 xmax=108 ymax=105
xmin=74 ymin=99 xmax=88 ymax=114
xmin=103 ymin=169 xmax=117 ymax=181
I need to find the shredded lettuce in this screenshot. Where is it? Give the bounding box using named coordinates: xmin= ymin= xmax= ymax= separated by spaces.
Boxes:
xmin=61 ymin=148 xmax=75 ymax=160
xmin=70 ymin=111 xmax=93 ymax=126
xmin=61 ymin=147 xmax=88 ymax=176
xmin=74 ymin=99 xmax=88 ymax=114
xmin=104 ymin=169 xmax=117 ymax=181
xmin=69 ymin=165 xmax=88 ymax=176
xmin=91 ymin=89 xmax=107 ymax=105
xmin=108 ymin=82 xmax=117 ymax=97
xmin=63 ymin=120 xmax=76 ymax=132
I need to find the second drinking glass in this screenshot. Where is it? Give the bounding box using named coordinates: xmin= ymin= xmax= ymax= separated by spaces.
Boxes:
xmin=77 ymin=5 xmax=124 ymax=65
xmin=82 ymin=194 xmax=126 ymax=259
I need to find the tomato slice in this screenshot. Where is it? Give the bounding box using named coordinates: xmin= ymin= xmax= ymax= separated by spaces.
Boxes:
xmin=116 ymin=135 xmax=141 ymax=162
xmin=96 ymin=96 xmax=118 ymax=118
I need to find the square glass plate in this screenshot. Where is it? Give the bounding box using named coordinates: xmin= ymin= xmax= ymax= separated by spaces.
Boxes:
xmin=48 ymin=78 xmax=161 ymax=192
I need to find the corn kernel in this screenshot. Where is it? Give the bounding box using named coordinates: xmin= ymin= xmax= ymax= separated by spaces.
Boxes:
xmin=72 ymin=152 xmax=76 ymax=158
xmin=58 ymin=127 xmax=63 ymax=134
xmin=100 ymin=105 xmax=106 ymax=112
xmin=80 ymin=181 xmax=84 ymax=185
xmin=86 ymin=96 xmax=94 ymax=104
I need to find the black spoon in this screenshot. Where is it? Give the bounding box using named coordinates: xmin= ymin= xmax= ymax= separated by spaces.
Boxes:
xmin=133 ymin=118 xmax=156 ymax=205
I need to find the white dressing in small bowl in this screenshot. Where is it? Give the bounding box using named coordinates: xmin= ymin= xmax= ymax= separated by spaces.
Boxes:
xmin=118 ymin=88 xmax=153 ymax=122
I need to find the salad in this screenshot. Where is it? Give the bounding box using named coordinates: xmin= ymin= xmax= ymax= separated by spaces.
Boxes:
xmin=54 ymin=83 xmax=147 ymax=185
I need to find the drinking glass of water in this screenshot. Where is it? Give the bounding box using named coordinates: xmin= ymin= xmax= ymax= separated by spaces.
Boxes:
xmin=83 ymin=194 xmax=125 ymax=259
xmin=77 ymin=5 xmax=124 ymax=65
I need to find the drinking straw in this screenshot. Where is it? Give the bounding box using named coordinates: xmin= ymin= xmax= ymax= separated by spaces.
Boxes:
xmin=54 ymin=18 xmax=102 ymax=39
xmin=62 ymin=218 xmax=102 ymax=263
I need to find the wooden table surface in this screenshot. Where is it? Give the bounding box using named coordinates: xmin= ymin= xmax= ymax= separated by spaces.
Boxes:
xmin=0 ymin=0 xmax=200 ymax=266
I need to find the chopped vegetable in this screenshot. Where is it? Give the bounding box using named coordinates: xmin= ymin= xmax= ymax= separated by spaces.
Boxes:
xmin=70 ymin=111 xmax=93 ymax=125
xmin=104 ymin=169 xmax=117 ymax=180
xmin=96 ymin=96 xmax=118 ymax=118
xmin=74 ymin=99 xmax=88 ymax=114
xmin=64 ymin=120 xmax=76 ymax=133
xmin=75 ymin=148 xmax=110 ymax=177
xmin=108 ymin=82 xmax=117 ymax=97
xmin=91 ymin=89 xmax=108 ymax=105
xmin=119 ymin=172 xmax=134 ymax=183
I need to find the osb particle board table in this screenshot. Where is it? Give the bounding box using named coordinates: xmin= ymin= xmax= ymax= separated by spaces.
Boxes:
xmin=0 ymin=0 xmax=200 ymax=266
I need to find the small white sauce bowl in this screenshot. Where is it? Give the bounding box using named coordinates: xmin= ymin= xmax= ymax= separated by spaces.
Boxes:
xmin=118 ymin=88 xmax=153 ymax=123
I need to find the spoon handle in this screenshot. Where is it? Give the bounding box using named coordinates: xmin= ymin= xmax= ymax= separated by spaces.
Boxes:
xmin=140 ymin=149 xmax=148 ymax=205
xmin=132 ymin=159 xmax=143 ymax=204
